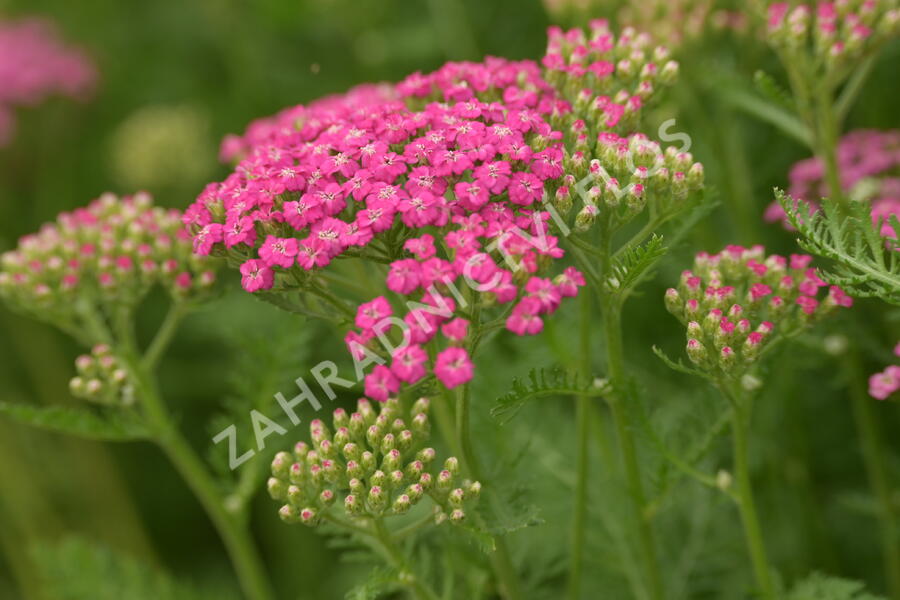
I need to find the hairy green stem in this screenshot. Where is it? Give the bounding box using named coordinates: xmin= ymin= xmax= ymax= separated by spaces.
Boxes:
xmin=722 ymin=383 xmax=773 ymax=599
xmin=601 ymin=303 xmax=664 ymax=600
xmin=455 ymin=383 xmax=524 ymax=600
xmin=567 ymin=292 xmax=592 ymax=600
xmin=372 ymin=518 xmax=441 ymax=600
xmin=142 ymin=302 xmax=186 ymax=370
xmin=116 ymin=313 xmax=273 ymax=600
xmin=132 ymin=365 xmax=274 ymax=600
xmin=848 ymin=352 xmax=900 ymax=600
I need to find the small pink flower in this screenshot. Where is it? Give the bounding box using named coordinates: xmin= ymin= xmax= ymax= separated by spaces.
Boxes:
xmin=555 ymin=267 xmax=585 ymax=297
xmin=796 ymin=295 xmax=819 ymax=315
xmin=441 ymin=318 xmax=469 ymax=342
xmin=356 ymin=296 xmax=392 ymax=330
xmin=827 ymin=285 xmax=853 ymax=308
xmin=506 ymin=297 xmax=544 ymax=335
xmin=386 ymin=259 xmax=421 ymax=295
xmin=259 ymin=235 xmax=299 ymax=269
xmin=870 ymin=366 xmax=900 ymax=400
xmin=391 ymin=344 xmax=428 ymax=383
xmin=239 ymin=259 xmax=274 ymax=292
xmin=749 ymin=283 xmax=773 ymax=302
xmin=404 ymin=235 xmax=436 ymax=260
xmin=434 ymin=347 xmax=474 ymax=389
xmin=364 ymin=365 xmax=399 ymax=402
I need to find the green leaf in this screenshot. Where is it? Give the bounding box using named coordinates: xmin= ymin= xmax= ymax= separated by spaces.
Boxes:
xmin=787 ymin=572 xmax=886 ymax=600
xmin=344 ymin=566 xmax=402 ymax=600
xmin=490 ymin=368 xmax=610 ymax=424
xmin=31 ymin=537 xmax=236 ymax=600
xmin=611 ymin=234 xmax=668 ymax=296
xmin=717 ymin=85 xmax=811 ymax=147
xmin=753 ymin=70 xmax=795 ymax=112
xmin=651 ymin=345 xmax=711 ymax=381
xmin=778 ymin=189 xmax=900 ymax=305
xmin=0 ymin=402 xmax=149 ymax=441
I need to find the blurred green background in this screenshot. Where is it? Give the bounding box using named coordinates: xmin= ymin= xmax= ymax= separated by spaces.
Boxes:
xmin=2 ymin=0 xmax=900 ymax=598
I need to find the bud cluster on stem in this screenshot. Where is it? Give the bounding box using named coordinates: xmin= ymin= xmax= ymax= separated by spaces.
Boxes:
xmin=268 ymin=397 xmax=479 ymax=528
xmin=665 ymin=244 xmax=853 ymax=377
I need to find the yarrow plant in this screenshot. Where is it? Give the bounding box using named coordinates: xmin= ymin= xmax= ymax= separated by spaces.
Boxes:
xmin=764 ymin=0 xmax=899 ymax=203
xmin=0 ymin=17 xmax=96 ymax=147
xmin=661 ymin=244 xmax=852 ymax=599
xmin=0 ymin=194 xmax=277 ymax=600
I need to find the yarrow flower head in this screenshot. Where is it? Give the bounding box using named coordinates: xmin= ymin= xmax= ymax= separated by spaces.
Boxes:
xmin=664 ymin=245 xmax=853 ymax=377
xmin=0 ymin=17 xmax=97 ymax=147
xmin=0 ymin=192 xmax=216 ymax=340
xmin=184 ymin=48 xmax=594 ymax=396
xmin=766 ymin=1 xmax=899 ymax=75
xmin=268 ymin=397 xmax=479 ymax=527
xmin=766 ymin=129 xmax=900 ymax=237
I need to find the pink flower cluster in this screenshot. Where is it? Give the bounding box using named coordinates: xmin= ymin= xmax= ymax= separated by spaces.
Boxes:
xmin=185 ymin=22 xmax=687 ymax=400
xmin=0 ymin=18 xmax=97 ymax=147
xmin=0 ymin=192 xmax=215 ymax=326
xmin=767 ymin=1 xmax=899 ymax=64
xmin=870 ymin=342 xmax=900 ymax=400
xmin=766 ymin=130 xmax=900 ymax=236
xmin=665 ymin=245 xmax=853 ymax=372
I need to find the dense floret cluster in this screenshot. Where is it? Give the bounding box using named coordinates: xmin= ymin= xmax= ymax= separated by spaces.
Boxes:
xmin=665 ymin=245 xmax=853 ymax=375
xmin=0 ymin=192 xmax=215 ymax=336
xmin=268 ymin=397 xmax=479 ymax=526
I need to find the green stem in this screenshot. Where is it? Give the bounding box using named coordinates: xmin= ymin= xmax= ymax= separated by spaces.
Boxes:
xmin=567 ymin=292 xmax=591 ymax=600
xmin=127 ymin=359 xmax=273 ymax=600
xmin=723 ymin=383 xmax=774 ymax=599
xmin=848 ymin=352 xmax=900 ymax=600
xmin=142 ymin=302 xmax=186 ymax=370
xmin=596 ymin=223 xmax=663 ymax=600
xmin=371 ymin=518 xmax=441 ymax=600
xmin=455 ymin=383 xmax=523 ymax=600
xmin=816 ymin=95 xmax=844 ymax=204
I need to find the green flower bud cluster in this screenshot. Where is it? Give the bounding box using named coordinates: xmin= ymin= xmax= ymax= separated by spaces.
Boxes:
xmin=766 ymin=0 xmax=899 ymax=79
xmin=0 ymin=192 xmax=216 ymax=336
xmin=663 ymin=245 xmax=853 ymax=377
xmin=563 ymin=137 xmax=704 ymax=232
xmin=68 ymin=344 xmax=134 ymax=405
xmin=268 ymin=397 xmax=480 ymax=527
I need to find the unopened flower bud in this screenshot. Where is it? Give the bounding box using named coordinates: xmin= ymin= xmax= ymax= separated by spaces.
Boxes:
xmin=448 ymin=488 xmax=466 ymax=506
xmin=278 ymin=504 xmax=300 ymax=524
xmin=367 ymin=486 xmax=387 ymax=512
xmin=267 ymin=477 xmax=287 ymax=501
xmin=392 ymin=494 xmax=412 ymax=515
xmin=299 ymin=507 xmax=318 ymax=526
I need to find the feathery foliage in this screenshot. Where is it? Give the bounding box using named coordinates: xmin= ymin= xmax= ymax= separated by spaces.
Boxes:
xmin=778 ymin=189 xmax=900 ymax=305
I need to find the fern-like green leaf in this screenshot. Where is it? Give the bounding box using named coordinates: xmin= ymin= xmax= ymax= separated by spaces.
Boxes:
xmin=0 ymin=402 xmax=149 ymax=441
xmin=753 ymin=70 xmax=795 ymax=112
xmin=787 ymin=572 xmax=886 ymax=600
xmin=651 ymin=346 xmax=712 ymax=381
xmin=611 ymin=234 xmax=668 ymax=296
xmin=344 ymin=566 xmax=402 ymax=600
xmin=490 ymin=368 xmax=610 ymax=424
xmin=778 ymin=189 xmax=900 ymax=305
